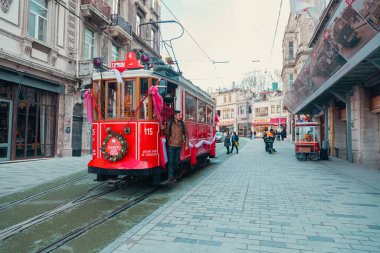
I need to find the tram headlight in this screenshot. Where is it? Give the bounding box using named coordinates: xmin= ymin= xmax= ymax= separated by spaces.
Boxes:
xmin=93 ymin=57 xmax=104 ymax=70
xmin=123 ymin=126 xmax=131 ymax=135
xmin=140 ymin=54 xmax=150 ymax=64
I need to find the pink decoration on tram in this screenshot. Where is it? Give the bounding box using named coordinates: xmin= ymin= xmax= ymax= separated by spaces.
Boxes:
xmin=83 ymin=90 xmax=93 ymax=124
xmin=148 ymin=85 xmax=163 ymax=122
xmin=190 ymin=146 xmax=197 ymax=166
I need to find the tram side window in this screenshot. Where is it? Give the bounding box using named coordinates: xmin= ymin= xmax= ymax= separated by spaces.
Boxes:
xmin=198 ymin=100 xmax=206 ymax=123
xmin=122 ymin=80 xmax=134 ymax=118
xmin=139 ymin=78 xmax=149 ymax=119
xmin=107 ymin=82 xmax=117 ymax=118
xmin=206 ymin=106 xmax=213 ymax=124
xmin=185 ymin=93 xmax=197 ymax=121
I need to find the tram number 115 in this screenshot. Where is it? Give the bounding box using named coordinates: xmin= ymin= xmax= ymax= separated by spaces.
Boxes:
xmin=144 ymin=128 xmax=153 ymax=135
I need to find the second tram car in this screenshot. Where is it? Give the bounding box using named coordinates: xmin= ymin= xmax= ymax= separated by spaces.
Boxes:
xmin=84 ymin=51 xmax=216 ymax=184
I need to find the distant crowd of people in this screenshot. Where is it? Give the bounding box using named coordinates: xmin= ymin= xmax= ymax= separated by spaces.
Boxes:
xmin=223 ymin=128 xmax=286 ymax=154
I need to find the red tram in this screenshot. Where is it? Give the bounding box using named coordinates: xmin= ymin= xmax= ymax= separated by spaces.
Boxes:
xmin=83 ymin=51 xmax=216 ymax=184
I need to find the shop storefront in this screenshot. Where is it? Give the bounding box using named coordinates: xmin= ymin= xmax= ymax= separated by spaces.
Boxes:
xmin=238 ymin=122 xmax=251 ymax=137
xmin=218 ymin=119 xmax=235 ymax=134
xmin=0 ymin=67 xmax=63 ymax=161
xmin=252 ymin=118 xmax=270 ymax=137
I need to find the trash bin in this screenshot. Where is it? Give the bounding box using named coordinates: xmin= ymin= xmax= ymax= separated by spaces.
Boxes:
xmin=320 ymin=148 xmax=329 ymax=160
xmin=334 ymin=147 xmax=339 ymax=158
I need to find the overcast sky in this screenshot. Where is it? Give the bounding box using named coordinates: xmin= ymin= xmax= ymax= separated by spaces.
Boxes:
xmin=160 ymin=0 xmax=291 ymax=92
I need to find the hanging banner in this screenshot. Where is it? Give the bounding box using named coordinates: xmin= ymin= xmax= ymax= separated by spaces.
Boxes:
xmin=284 ymin=0 xmax=380 ymax=114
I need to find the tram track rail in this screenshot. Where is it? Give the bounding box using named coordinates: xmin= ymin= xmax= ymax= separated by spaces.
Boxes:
xmin=35 ymin=187 xmax=160 ymax=253
xmin=0 ymin=175 xmax=90 ymax=211
xmin=0 ymin=181 xmax=112 ymax=241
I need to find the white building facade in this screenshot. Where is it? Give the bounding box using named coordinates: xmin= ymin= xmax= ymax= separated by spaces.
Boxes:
xmin=252 ymin=91 xmax=289 ymax=138
xmin=213 ymin=88 xmax=253 ymax=136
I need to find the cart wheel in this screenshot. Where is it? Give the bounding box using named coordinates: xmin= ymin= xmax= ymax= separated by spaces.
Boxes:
xmin=309 ymin=152 xmax=319 ymax=161
xmin=296 ymin=153 xmax=307 ymax=161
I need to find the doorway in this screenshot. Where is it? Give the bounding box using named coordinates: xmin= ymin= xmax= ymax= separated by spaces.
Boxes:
xmin=72 ymin=103 xmax=83 ymax=157
xmin=0 ymin=99 xmax=12 ymax=161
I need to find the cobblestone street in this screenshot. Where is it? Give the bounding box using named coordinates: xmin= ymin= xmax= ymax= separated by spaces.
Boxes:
xmin=103 ymin=139 xmax=380 ymax=253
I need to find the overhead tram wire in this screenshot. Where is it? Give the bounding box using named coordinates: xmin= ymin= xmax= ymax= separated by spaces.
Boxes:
xmin=160 ymin=0 xmax=225 ymax=86
xmin=269 ymin=0 xmax=283 ymax=61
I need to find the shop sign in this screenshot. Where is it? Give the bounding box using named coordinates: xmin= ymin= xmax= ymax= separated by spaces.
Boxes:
xmin=252 ymin=118 xmax=270 ymax=124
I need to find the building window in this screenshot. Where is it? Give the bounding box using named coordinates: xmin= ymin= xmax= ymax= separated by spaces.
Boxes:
xmin=240 ymin=106 xmax=244 ymax=115
xmin=84 ymin=28 xmax=94 ymax=60
xmin=271 ymin=105 xmax=275 ymax=114
xmin=15 ymin=86 xmax=57 ymax=159
xmin=277 ymin=105 xmax=280 ymax=113
xmin=288 ymin=73 xmax=294 ymax=87
xmin=288 ymin=41 xmax=294 ymax=60
xmin=231 ymin=108 xmax=235 ymax=118
xmin=151 ymin=29 xmax=158 ymax=51
xmin=111 ymin=45 xmax=120 ymax=61
xmin=28 ymin=0 xmax=48 ymax=42
xmin=136 ymin=14 xmax=142 ymax=35
xmin=248 ymin=105 xmax=252 ymax=114
xmin=228 ymin=94 xmax=232 ymax=102
xmin=152 ymin=0 xmax=157 ymax=10
xmin=255 ymin=107 xmax=268 ymax=117
xmin=224 ymin=95 xmax=226 ymax=103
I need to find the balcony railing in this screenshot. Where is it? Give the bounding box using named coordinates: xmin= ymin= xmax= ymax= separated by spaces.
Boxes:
xmin=111 ymin=14 xmax=132 ymax=36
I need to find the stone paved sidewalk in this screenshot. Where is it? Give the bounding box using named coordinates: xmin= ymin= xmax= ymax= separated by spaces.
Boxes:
xmin=0 ymin=155 xmax=91 ymax=197
xmin=102 ymin=139 xmax=380 ymax=253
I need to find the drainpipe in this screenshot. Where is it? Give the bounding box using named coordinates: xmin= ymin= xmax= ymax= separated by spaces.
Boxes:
xmin=346 ymin=91 xmax=353 ymax=163
xmin=331 ymin=107 xmax=335 ymax=157
xmin=324 ymin=105 xmax=329 ymax=152
xmin=76 ymin=2 xmax=81 ymax=80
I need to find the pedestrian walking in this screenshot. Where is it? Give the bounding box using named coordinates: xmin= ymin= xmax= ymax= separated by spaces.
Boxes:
xmin=224 ymin=132 xmax=231 ymax=154
xmin=253 ymin=131 xmax=256 ymax=139
xmin=281 ymin=129 xmax=286 ymax=141
xmin=162 ymin=110 xmax=188 ymax=184
xmin=249 ymin=130 xmax=253 ymax=140
xmin=231 ymin=131 xmax=239 ymax=154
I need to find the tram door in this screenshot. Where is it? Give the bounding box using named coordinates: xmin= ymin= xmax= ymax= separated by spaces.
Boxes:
xmin=0 ymin=99 xmax=12 ymax=161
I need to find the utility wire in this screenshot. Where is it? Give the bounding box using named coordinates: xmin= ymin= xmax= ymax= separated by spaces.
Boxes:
xmin=269 ymin=0 xmax=283 ymax=60
xmin=161 ymin=0 xmax=214 ymax=65
xmin=161 ymin=0 xmax=225 ymax=86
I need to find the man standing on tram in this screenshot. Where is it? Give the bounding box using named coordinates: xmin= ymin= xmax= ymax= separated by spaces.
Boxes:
xmin=162 ymin=110 xmax=189 ymax=184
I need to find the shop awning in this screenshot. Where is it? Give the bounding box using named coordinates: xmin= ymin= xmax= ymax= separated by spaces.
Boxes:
xmin=0 ymin=67 xmax=64 ymax=94
xmin=269 ymin=117 xmax=287 ymax=125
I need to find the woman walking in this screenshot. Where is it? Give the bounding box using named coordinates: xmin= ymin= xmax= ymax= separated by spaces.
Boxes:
xmin=224 ymin=132 xmax=231 ymax=154
xmin=231 ymin=131 xmax=239 ymax=154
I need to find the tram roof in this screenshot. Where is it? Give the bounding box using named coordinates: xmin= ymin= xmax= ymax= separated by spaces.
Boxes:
xmin=92 ymin=69 xmax=215 ymax=105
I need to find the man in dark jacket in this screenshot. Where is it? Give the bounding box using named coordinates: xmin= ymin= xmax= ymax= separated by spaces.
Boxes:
xmin=162 ymin=110 xmax=188 ymax=184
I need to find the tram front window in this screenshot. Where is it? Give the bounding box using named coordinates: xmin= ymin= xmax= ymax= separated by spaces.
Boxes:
xmin=107 ymin=82 xmax=117 ymax=118
xmin=122 ymin=80 xmax=134 ymax=118
xmin=139 ymin=78 xmax=149 ymax=119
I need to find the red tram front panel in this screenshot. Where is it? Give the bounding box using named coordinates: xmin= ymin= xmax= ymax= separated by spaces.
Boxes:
xmin=138 ymin=122 xmax=160 ymax=167
xmin=89 ymin=121 xmax=162 ymax=170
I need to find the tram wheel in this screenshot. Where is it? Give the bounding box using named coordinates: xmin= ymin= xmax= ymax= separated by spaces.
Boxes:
xmin=309 ymin=152 xmax=319 ymax=161
xmin=296 ymin=153 xmax=307 ymax=161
